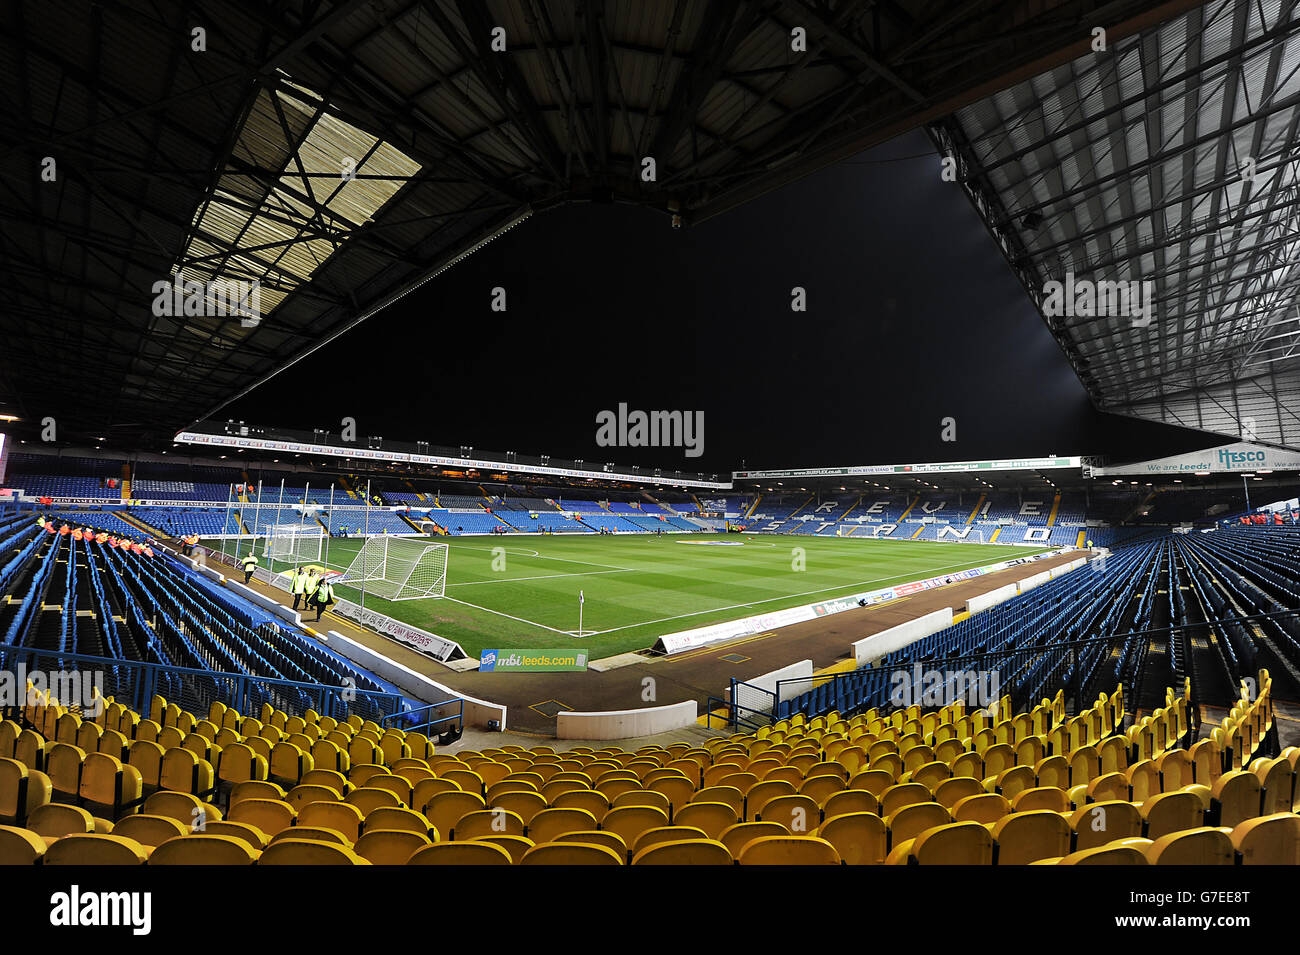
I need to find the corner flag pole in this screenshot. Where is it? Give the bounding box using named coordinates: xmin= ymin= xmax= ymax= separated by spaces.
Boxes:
xmin=579 ymin=589 xmax=584 ymax=636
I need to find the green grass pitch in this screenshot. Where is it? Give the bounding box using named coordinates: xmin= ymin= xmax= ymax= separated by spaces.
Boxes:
xmin=209 ymin=533 xmax=1051 ymax=660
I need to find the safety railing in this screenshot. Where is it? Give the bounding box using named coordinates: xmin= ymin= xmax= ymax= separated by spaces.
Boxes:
xmin=770 ymin=606 xmax=1300 ymax=725
xmin=381 ymin=697 xmax=464 ymax=737
xmin=703 ymin=694 xmax=770 ymax=733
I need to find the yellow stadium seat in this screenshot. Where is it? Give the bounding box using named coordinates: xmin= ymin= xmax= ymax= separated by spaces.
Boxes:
xmin=1126 ymin=760 xmax=1160 ymax=803
xmin=555 ymin=830 xmax=627 ymax=856
xmin=230 ymin=779 xmax=286 ymax=809
xmin=45 ymin=742 xmax=85 ymax=802
xmin=285 ymin=783 xmax=339 ymax=812
xmin=817 ymin=811 xmax=886 ymax=865
xmin=469 ymin=833 xmax=533 ymax=864
xmin=1011 ymin=786 xmax=1070 ymax=814
xmin=1156 ymin=749 xmax=1195 ymax=792
xmin=352 ymin=829 xmax=432 ymax=864
xmin=0 ymin=824 xmax=47 ymax=865
xmin=632 ymin=839 xmax=733 ymax=865
xmin=951 ymin=792 xmax=1011 ymax=825
xmin=1231 ymin=812 xmax=1300 ymax=864
xmin=527 ymin=807 xmax=599 ymax=844
xmin=1206 ymin=769 xmax=1258 ymax=831
xmin=143 ymin=791 xmax=220 ymax=828
xmin=886 ymin=802 xmax=951 ymax=846
xmin=990 ymin=810 xmax=1071 ymax=864
xmin=281 ymin=795 xmax=362 ymax=844
xmin=365 ymin=806 xmax=437 ymax=838
xmin=630 ymin=825 xmax=709 ymax=858
xmin=260 ymin=838 xmax=369 ymax=865
xmin=45 ymin=833 xmax=148 ymax=865
xmin=520 ymin=842 xmax=624 ymax=865
xmin=737 ymin=834 xmax=841 ymax=865
xmin=28 ymin=802 xmax=95 ymax=844
xmin=1068 ymin=801 xmax=1143 ymax=851
xmin=366 ymin=773 xmax=414 ymax=806
xmin=159 ymin=747 xmax=214 ymax=797
xmin=452 ymin=808 xmax=526 ymax=840
xmin=269 ymin=826 xmax=351 ymax=848
xmin=228 ymin=797 xmax=296 ymax=836
xmin=408 ymin=841 xmax=513 ymax=865
xmin=0 ymin=757 xmax=50 ymax=826
xmin=111 ymin=814 xmax=187 ymax=854
xmin=901 ymin=820 xmax=994 ymax=865
xmin=1253 ymin=757 xmax=1295 ymax=816
xmin=821 ymin=787 xmax=878 ymax=820
xmin=1144 ymin=827 xmax=1234 ymax=865
xmin=601 ymin=804 xmax=670 ymax=846
xmin=1141 ymin=790 xmax=1204 ymax=840
xmin=200 ymin=821 xmax=270 ymax=850
xmin=671 ymin=801 xmax=739 ymax=839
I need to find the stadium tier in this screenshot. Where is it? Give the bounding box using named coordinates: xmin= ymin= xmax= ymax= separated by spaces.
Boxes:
xmin=129 ymin=507 xmax=242 ymax=538
xmin=0 ymin=523 xmax=405 ymax=721
xmin=2 ymin=666 xmax=1293 ymax=865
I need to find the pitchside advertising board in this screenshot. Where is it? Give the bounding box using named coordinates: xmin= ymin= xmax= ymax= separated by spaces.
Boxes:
xmin=479 ymin=649 xmax=589 ymax=672
xmin=1086 ymin=442 xmax=1300 ymax=477
xmin=732 ymin=456 xmax=1081 ymax=480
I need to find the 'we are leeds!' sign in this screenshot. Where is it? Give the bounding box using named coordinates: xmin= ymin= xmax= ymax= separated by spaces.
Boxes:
xmin=480 ymin=649 xmax=588 ymax=672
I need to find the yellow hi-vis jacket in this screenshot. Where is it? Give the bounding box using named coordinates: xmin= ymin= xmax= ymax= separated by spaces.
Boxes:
xmin=313 ymin=581 xmax=335 ymax=606
xmin=303 ymin=571 xmax=320 ymax=596
xmin=242 ymin=555 xmax=258 ymax=570
xmin=290 ymin=569 xmax=306 ymax=594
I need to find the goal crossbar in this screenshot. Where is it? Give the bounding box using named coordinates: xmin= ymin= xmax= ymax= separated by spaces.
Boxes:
xmin=334 ymin=536 xmax=447 ymax=600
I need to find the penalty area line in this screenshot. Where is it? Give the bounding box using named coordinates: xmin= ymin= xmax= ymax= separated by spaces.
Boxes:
xmin=439 ymin=595 xmax=573 ymax=635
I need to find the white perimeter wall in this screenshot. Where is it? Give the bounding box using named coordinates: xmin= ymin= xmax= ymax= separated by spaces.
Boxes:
xmin=852 ymin=608 xmax=954 ymax=666
xmin=731 ymin=659 xmax=814 ymax=713
xmin=556 ymin=700 xmax=698 ymax=740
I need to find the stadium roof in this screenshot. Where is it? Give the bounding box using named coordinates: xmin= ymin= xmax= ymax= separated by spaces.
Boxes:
xmin=939 ymin=0 xmax=1300 ymax=452
xmin=0 ymin=0 xmax=1196 ymax=447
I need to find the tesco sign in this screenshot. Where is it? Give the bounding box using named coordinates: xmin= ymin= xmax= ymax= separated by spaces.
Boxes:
xmin=1218 ymin=449 xmax=1266 ymax=468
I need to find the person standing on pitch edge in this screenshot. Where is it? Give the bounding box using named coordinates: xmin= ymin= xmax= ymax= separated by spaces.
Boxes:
xmin=302 ymin=566 xmax=321 ymax=610
xmin=290 ymin=566 xmax=306 ymax=610
xmin=241 ymin=552 xmax=259 ymax=583
xmin=312 ymin=575 xmax=337 ymax=621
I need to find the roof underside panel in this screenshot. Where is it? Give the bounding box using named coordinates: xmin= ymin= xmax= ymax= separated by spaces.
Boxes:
xmin=0 ymin=0 xmax=1201 ymax=446
xmin=944 ymin=0 xmax=1300 ymax=449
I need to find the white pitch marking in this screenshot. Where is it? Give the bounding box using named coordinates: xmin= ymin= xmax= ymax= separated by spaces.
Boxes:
xmin=576 ymin=552 xmax=1038 ymax=636
xmin=447 ymin=568 xmax=633 ymax=587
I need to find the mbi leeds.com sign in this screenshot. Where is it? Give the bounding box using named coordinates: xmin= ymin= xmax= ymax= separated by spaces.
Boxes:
xmin=479 ymin=649 xmax=588 ymax=672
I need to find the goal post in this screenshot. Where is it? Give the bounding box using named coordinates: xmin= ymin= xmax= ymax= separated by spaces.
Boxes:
xmin=334 ymin=535 xmax=448 ymax=601
xmin=265 ymin=524 xmax=324 ymax=564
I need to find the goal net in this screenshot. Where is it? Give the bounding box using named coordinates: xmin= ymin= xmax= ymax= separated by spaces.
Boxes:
xmin=265 ymin=524 xmax=324 ymax=564
xmin=334 ymin=536 xmax=448 ymax=601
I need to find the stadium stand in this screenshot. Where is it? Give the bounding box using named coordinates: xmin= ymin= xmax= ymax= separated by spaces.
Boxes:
xmin=1 ymin=662 xmax=1292 ymax=865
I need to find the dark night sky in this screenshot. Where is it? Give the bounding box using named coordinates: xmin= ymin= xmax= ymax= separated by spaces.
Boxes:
xmin=225 ymin=129 xmax=1215 ymax=473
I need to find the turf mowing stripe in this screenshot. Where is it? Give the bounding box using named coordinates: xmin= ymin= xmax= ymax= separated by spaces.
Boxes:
xmin=446 ymin=568 xmax=635 ymax=587
xmin=580 ymin=552 xmax=1032 ymax=635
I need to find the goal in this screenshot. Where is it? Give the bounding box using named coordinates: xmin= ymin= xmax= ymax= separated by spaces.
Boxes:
xmin=334 ymin=536 xmax=448 ymax=601
xmin=265 ymin=524 xmax=324 ymax=564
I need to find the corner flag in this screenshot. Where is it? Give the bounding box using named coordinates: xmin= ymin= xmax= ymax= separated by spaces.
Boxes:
xmin=580 ymin=590 xmax=585 ymax=604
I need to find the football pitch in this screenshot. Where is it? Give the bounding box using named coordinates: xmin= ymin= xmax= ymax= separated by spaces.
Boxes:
xmin=211 ymin=533 xmax=1051 ymax=660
